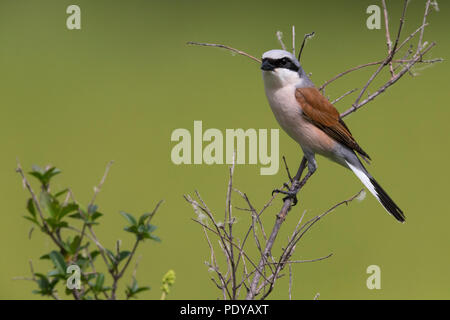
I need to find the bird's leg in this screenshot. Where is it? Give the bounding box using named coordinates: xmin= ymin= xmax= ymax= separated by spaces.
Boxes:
xmin=298 ymin=156 xmax=317 ymax=188
xmin=272 ymin=157 xmax=308 ymax=206
xmin=298 ymin=167 xmax=315 ymax=189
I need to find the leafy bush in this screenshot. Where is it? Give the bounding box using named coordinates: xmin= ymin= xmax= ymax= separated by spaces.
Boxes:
xmin=16 ymin=162 xmax=174 ymax=300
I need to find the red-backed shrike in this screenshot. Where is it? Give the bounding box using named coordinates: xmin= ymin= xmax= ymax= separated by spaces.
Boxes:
xmin=261 ymin=49 xmax=405 ymax=223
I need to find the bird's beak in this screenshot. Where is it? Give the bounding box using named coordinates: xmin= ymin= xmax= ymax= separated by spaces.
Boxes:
xmin=261 ymin=60 xmax=275 ymax=71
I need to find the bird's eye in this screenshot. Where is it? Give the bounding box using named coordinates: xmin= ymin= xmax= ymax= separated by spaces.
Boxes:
xmin=279 ymin=58 xmax=291 ymax=67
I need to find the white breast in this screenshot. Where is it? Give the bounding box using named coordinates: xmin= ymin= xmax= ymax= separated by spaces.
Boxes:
xmin=264 ymin=83 xmax=303 ymax=138
xmin=262 ymin=71 xmax=336 ymax=156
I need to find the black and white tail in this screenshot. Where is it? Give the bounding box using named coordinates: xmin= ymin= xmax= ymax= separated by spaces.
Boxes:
xmin=346 ymin=161 xmax=405 ymax=223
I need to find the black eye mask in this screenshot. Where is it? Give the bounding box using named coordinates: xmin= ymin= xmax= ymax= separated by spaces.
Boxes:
xmin=261 ymin=57 xmax=300 ymax=72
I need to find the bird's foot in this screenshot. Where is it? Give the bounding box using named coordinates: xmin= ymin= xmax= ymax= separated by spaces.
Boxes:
xmin=271 ymin=188 xmax=298 ymax=206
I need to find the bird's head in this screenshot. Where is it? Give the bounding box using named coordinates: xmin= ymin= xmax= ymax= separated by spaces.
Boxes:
xmin=261 ymin=49 xmax=311 ymax=88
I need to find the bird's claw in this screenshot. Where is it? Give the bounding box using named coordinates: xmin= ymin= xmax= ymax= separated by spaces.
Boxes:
xmin=271 ymin=188 xmax=298 ymax=206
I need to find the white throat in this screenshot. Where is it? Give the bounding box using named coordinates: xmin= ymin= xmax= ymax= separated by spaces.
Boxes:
xmin=262 ymin=68 xmax=306 ymax=90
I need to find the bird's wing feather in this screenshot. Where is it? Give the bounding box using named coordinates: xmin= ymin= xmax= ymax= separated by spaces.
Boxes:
xmin=295 ymin=87 xmax=371 ymax=160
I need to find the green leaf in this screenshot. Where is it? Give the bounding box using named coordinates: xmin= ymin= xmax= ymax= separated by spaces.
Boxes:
xmin=59 ymin=203 xmax=79 ymax=220
xmin=126 ymin=278 xmax=150 ymax=299
xmin=91 ymin=211 xmax=103 ymax=221
xmin=150 ymin=235 xmax=161 ymax=242
xmin=134 ymin=286 xmax=150 ymax=294
xmin=90 ymin=250 xmax=100 ymax=261
xmin=131 ymin=278 xmax=138 ymax=292
xmin=75 ymin=257 xmax=89 ymax=269
xmin=69 ymin=207 xmax=102 ymax=225
xmin=35 ymin=273 xmax=50 ymax=290
xmin=119 ymin=211 xmax=137 ymax=226
xmin=26 ymin=198 xmax=36 ymax=218
xmin=49 ymin=278 xmax=59 ymax=290
xmin=141 ymin=232 xmax=161 ymax=242
xmin=45 ymin=217 xmax=58 ymax=230
xmin=124 ymin=225 xmax=138 ymax=234
xmin=94 ymin=273 xmax=105 ymax=292
xmin=54 ymin=188 xmax=69 ymax=198
xmin=69 ymin=210 xmax=87 ymax=221
xmin=61 ymin=240 xmax=72 ymax=254
xmin=47 ymin=269 xmax=60 ymax=277
xmin=49 ymin=251 xmax=67 ymax=276
xmin=29 ymin=166 xmax=61 ymax=186
xmin=68 ymin=212 xmax=83 ymax=220
xmin=57 ymin=221 xmax=69 ymax=229
xmin=42 ymin=167 xmax=61 ymax=184
xmin=45 ymin=218 xmax=68 ymax=231
xmin=40 ymin=191 xmax=58 ymax=218
xmin=29 ymin=168 xmax=45 ymax=184
xmin=86 ymin=273 xmax=96 ymax=281
xmin=34 ymin=273 xmax=59 ymax=296
xmin=69 ymin=235 xmax=81 ymax=254
xmin=118 ymin=251 xmax=131 ymax=262
xmin=138 ymin=213 xmax=151 ymax=225
xmin=105 ymin=249 xmax=117 ymax=266
xmin=23 ymin=216 xmax=39 ymax=225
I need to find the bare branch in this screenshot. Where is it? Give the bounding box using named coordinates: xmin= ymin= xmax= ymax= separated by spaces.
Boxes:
xmin=331 ymin=88 xmax=358 ymax=104
xmin=187 ymin=42 xmax=261 ymax=63
xmin=282 ymin=156 xmax=293 ymax=183
xmin=276 ymin=31 xmax=286 ymax=51
xmin=341 ymin=42 xmax=436 ymax=118
xmin=291 ymin=26 xmax=296 ymax=55
xmin=288 ymin=263 xmax=293 ymax=300
xmin=89 ymin=160 xmax=114 ymax=207
xmin=256 ymin=190 xmax=362 ymax=299
xmin=381 ymin=0 xmax=395 ymax=76
xmin=280 ymin=254 xmax=334 ymax=264
xmin=353 ymin=0 xmax=408 ymax=107
xmin=417 ymin=0 xmax=433 ymax=53
xmin=187 ymin=1 xmax=439 ymax=300
xmin=297 ymin=32 xmax=315 ymax=62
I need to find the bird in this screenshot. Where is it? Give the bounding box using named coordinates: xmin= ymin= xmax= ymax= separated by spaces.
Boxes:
xmin=261 ymin=49 xmax=405 ymax=223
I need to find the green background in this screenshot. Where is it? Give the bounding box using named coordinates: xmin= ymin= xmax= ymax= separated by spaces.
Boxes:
xmin=0 ymin=0 xmax=448 ymax=299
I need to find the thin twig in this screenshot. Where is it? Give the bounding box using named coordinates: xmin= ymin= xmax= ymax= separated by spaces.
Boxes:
xmin=269 ymin=253 xmax=333 ymax=264
xmin=417 ymin=0 xmax=432 ymax=54
xmin=341 ymin=42 xmax=436 ymax=118
xmin=282 ymin=156 xmax=293 ymax=183
xmin=331 ymin=88 xmax=358 ymax=104
xmin=292 ymin=26 xmax=296 ymax=55
xmin=297 ymin=32 xmax=315 ymax=62
xmin=257 ymin=190 xmax=362 ymax=299
xmin=187 ymin=42 xmax=261 ymax=63
xmin=381 ymin=0 xmax=395 ymax=77
xmin=288 ymin=263 xmax=292 ymax=300
xmin=89 ymin=160 xmax=114 ymax=208
xmin=276 ymin=31 xmax=286 ymax=51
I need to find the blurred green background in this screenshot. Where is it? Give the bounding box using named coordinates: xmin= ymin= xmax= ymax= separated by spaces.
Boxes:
xmin=0 ymin=0 xmax=448 ymax=299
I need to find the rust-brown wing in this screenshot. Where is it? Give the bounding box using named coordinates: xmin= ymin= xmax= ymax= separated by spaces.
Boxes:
xmin=295 ymin=87 xmax=371 ymax=160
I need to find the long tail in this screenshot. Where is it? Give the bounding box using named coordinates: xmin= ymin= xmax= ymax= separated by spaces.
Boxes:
xmin=346 ymin=160 xmax=405 ymax=223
